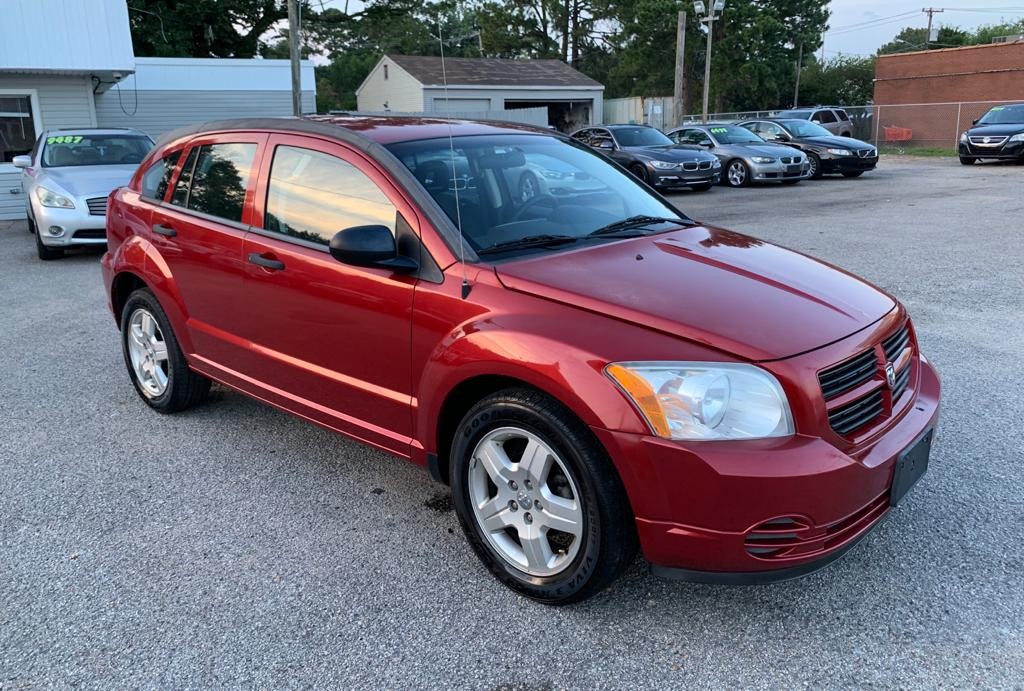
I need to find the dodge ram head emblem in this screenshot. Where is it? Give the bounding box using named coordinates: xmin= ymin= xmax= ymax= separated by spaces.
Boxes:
xmin=885 ymin=362 xmax=897 ymax=388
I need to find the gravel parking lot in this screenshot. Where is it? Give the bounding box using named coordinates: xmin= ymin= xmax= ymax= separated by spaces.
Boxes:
xmin=1 ymin=156 xmax=1022 ymax=688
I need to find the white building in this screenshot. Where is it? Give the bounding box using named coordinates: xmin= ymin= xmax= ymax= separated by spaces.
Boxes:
xmin=0 ymin=0 xmax=315 ymax=220
xmin=356 ymin=54 xmax=604 ymax=131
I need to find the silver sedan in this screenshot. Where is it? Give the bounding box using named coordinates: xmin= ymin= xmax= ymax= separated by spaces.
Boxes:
xmin=14 ymin=128 xmax=152 ymax=260
xmin=665 ymin=124 xmax=810 ymax=187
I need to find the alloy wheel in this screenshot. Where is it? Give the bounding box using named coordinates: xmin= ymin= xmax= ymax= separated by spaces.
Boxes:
xmin=468 ymin=427 xmax=584 ymax=577
xmin=126 ymin=308 xmax=170 ymax=398
xmin=808 ymin=155 xmax=819 ymax=178
xmin=520 ymin=174 xmax=538 ymax=201
xmin=728 ymin=161 xmax=747 ymax=186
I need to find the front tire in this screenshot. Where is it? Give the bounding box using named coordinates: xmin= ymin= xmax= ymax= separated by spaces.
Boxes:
xmin=724 ymin=159 xmax=750 ymax=187
xmin=629 ymin=163 xmax=650 ymax=184
xmin=807 ymin=152 xmax=823 ymax=179
xmin=35 ymin=230 xmax=63 ymax=260
xmin=450 ymin=388 xmax=637 ymax=605
xmin=959 ymin=156 xmax=977 ymax=166
xmin=519 ymin=172 xmax=540 ymax=202
xmin=120 ymin=288 xmax=210 ymax=413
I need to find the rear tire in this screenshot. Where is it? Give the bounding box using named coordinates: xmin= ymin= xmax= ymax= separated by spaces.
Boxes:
xmin=959 ymin=156 xmax=977 ymax=166
xmin=841 ymin=171 xmax=864 ymax=178
xmin=120 ymin=288 xmax=210 ymax=413
xmin=35 ymin=230 xmax=63 ymax=260
xmin=450 ymin=388 xmax=637 ymax=605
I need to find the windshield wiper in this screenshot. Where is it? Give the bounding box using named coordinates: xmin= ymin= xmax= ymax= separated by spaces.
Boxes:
xmin=476 ymin=234 xmax=579 ymax=255
xmin=587 ymin=215 xmax=693 ymax=238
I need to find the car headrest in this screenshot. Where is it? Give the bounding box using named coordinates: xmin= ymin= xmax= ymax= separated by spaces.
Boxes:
xmin=48 ymin=146 xmax=76 ymax=166
xmin=416 ymin=160 xmax=453 ymax=192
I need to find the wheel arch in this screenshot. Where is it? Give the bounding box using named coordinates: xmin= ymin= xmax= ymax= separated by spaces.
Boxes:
xmin=110 ymin=270 xmax=150 ymax=326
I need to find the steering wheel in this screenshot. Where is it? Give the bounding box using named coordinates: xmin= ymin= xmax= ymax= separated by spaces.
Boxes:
xmin=511 ymin=193 xmax=559 ymax=223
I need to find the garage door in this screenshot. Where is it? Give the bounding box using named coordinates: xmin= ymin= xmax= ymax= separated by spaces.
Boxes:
xmin=433 ymin=98 xmax=491 ymax=113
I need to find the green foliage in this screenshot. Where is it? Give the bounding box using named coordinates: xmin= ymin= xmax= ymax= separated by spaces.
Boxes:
xmin=797 ymin=55 xmax=876 ymax=106
xmin=877 ymin=26 xmax=971 ymax=55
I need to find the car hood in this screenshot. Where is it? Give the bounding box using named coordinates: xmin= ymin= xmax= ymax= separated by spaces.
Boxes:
xmin=799 ymin=135 xmax=872 ymax=149
xmin=628 ymin=145 xmax=715 ymax=162
xmin=495 ymin=225 xmax=896 ymax=362
xmin=41 ymin=165 xmax=139 ymax=198
xmin=966 ymin=123 xmax=1024 ymax=137
xmin=717 ymin=142 xmax=793 ymax=158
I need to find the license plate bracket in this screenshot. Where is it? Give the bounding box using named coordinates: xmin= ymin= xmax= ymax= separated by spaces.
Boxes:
xmin=786 ymin=164 xmax=801 ymax=174
xmin=891 ymin=427 xmax=933 ymax=506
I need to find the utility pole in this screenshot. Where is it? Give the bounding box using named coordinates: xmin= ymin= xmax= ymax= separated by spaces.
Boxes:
xmin=673 ymin=11 xmax=687 ymax=129
xmin=694 ymin=1 xmax=727 ymax=124
xmin=923 ymin=7 xmax=944 ymax=49
xmin=793 ymin=42 xmax=803 ymax=108
xmin=287 ymin=0 xmax=302 ymax=117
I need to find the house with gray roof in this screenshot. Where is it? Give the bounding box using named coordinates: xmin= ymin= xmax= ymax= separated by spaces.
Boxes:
xmin=355 ymin=55 xmax=604 ymax=131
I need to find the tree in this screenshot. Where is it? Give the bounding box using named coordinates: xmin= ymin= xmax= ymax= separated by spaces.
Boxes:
xmin=798 ymin=55 xmax=875 ymax=106
xmin=877 ymin=26 xmax=971 ymax=54
xmin=129 ymin=0 xmax=303 ymax=58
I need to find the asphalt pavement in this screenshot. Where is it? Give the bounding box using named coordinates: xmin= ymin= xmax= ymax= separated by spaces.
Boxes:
xmin=1 ymin=156 xmax=1021 ymax=688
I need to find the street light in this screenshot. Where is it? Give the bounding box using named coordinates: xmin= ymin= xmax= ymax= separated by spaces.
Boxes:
xmin=694 ymin=0 xmax=727 ymax=123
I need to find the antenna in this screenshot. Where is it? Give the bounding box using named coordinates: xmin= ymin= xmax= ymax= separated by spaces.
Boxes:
xmin=437 ymin=23 xmax=471 ymax=299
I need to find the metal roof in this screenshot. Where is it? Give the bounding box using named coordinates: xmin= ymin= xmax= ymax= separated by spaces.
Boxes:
xmin=385 ymin=55 xmax=603 ymax=89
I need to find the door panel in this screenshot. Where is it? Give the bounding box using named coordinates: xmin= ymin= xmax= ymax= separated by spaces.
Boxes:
xmin=151 ymin=134 xmax=267 ymax=369
xmin=239 ymin=134 xmax=419 ymax=455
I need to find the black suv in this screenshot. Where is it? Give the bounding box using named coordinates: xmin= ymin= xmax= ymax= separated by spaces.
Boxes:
xmin=571 ymin=125 xmax=721 ymax=191
xmin=959 ymin=104 xmax=1024 ymax=165
xmin=740 ymin=118 xmax=878 ymax=179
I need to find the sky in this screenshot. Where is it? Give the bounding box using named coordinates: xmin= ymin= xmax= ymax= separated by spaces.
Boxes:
xmin=825 ymin=1 xmax=1024 ymax=57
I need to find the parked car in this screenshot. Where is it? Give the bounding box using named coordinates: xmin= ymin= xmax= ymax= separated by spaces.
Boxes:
xmin=512 ymin=151 xmax=610 ymax=202
xmin=570 ymin=124 xmax=721 ymax=191
xmin=665 ymin=124 xmax=810 ymax=187
xmin=958 ymin=103 xmax=1024 ymax=165
xmin=739 ymin=118 xmax=878 ymax=178
xmin=773 ymin=106 xmax=854 ymax=137
xmin=102 ymin=116 xmax=940 ymax=604
xmin=13 ymin=128 xmax=153 ymax=260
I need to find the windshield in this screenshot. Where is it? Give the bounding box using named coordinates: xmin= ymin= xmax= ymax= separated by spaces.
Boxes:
xmin=709 ymin=126 xmax=764 ymax=144
xmin=387 ymin=134 xmax=688 ymax=256
xmin=977 ymin=104 xmax=1024 ymax=125
xmin=42 ymin=133 xmax=153 ymax=167
xmin=611 ymin=127 xmax=674 ymax=147
xmin=783 ymin=120 xmax=833 ymax=137
xmin=775 ymin=109 xmax=812 ymax=120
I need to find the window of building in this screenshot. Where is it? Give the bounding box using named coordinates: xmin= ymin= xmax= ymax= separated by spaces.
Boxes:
xmin=384 ymin=64 xmax=389 ymax=80
xmin=264 ymin=145 xmax=396 ymax=245
xmin=0 ymin=94 xmax=38 ymax=163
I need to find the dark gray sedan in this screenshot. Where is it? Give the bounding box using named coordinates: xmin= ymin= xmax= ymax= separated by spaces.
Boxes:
xmin=571 ymin=125 xmax=721 ymax=192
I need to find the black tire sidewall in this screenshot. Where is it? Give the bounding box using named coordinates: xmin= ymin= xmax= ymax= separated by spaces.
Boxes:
xmin=629 ymin=163 xmax=648 ymax=184
xmin=120 ymin=289 xmax=184 ymax=411
xmin=450 ymin=393 xmax=618 ymax=604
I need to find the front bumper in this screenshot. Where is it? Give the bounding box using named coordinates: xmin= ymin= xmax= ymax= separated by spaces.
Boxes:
xmin=592 ymin=355 xmax=940 ymax=582
xmin=823 ymin=155 xmax=878 ymax=173
xmin=958 ymin=141 xmax=1024 ymax=159
xmin=649 ymin=164 xmax=721 ymax=188
xmin=749 ymin=159 xmax=810 ymax=182
xmin=33 ymin=199 xmax=108 ymax=247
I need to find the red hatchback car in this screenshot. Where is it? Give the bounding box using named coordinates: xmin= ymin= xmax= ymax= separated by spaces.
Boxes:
xmin=101 ymin=117 xmax=940 ymax=604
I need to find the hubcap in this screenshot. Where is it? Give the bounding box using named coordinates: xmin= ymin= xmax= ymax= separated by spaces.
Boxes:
xmin=127 ymin=308 xmax=170 ymax=398
xmin=809 ymin=156 xmax=818 ymax=176
xmin=728 ymin=162 xmax=746 ymax=186
xmin=468 ymin=427 xmax=584 ymax=577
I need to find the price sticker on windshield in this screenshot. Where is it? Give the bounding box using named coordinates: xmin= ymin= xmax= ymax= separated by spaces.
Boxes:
xmin=990 ymin=106 xmax=1005 ymax=111
xmin=710 ymin=127 xmax=728 ymax=134
xmin=46 ymin=135 xmax=84 ymax=145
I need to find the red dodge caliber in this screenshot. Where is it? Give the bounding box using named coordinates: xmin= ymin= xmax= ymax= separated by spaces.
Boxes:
xmin=101 ymin=117 xmax=940 ymax=604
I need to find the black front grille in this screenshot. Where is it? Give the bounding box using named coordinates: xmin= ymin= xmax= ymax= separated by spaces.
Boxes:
xmin=857 ymin=149 xmax=876 ymax=158
xmin=86 ymin=197 xmax=107 ymax=216
xmin=892 ymin=363 xmax=911 ymax=402
xmin=73 ymin=229 xmax=106 ymax=240
xmin=828 ymin=389 xmax=885 ymax=436
xmin=683 ymin=161 xmax=698 ymax=171
xmin=699 ymin=160 xmax=713 ymax=170
xmin=882 ymin=323 xmax=910 ymax=362
xmin=818 ymin=349 xmax=876 ymax=399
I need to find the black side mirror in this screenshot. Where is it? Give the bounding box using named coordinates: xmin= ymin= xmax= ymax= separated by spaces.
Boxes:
xmin=329 ymin=225 xmax=418 ymax=273
xmin=972 ymin=119 xmax=979 ymax=126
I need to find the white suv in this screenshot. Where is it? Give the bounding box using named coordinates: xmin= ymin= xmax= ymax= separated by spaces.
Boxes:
xmin=773 ymin=107 xmax=854 ymax=137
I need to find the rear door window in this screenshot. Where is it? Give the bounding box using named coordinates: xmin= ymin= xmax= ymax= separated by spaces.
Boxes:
xmin=814 ymin=110 xmax=838 ymax=124
xmin=835 ymin=109 xmax=850 ymax=122
xmin=264 ymin=145 xmax=396 ymax=246
xmin=170 ymin=142 xmax=257 ymax=223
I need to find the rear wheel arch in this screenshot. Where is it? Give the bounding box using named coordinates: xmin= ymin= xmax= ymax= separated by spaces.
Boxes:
xmin=111 ymin=271 xmax=150 ymax=326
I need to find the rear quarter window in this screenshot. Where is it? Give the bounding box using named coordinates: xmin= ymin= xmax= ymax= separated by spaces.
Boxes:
xmin=140 ymin=152 xmax=181 ymax=201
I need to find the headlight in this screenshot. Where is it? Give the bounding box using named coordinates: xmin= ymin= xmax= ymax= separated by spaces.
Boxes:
xmin=826 ymin=148 xmax=853 ymax=156
xmin=605 ymin=362 xmax=794 ymax=441
xmin=650 ymin=161 xmax=678 ymax=169
xmin=35 ymin=186 xmax=75 ymax=209
xmin=960 ymin=132 xmax=969 ymax=144
xmin=712 ymin=159 xmax=722 ymax=167
xmin=751 ymin=156 xmax=776 ymax=164
xmin=1009 ymin=133 xmax=1024 ymax=143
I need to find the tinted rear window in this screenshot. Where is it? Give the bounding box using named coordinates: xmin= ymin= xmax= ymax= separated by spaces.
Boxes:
xmin=171 ymin=143 xmax=257 ymax=223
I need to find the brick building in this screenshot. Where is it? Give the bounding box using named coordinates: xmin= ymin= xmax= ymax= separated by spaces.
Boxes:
xmin=872 ymin=42 xmax=1024 ymax=147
